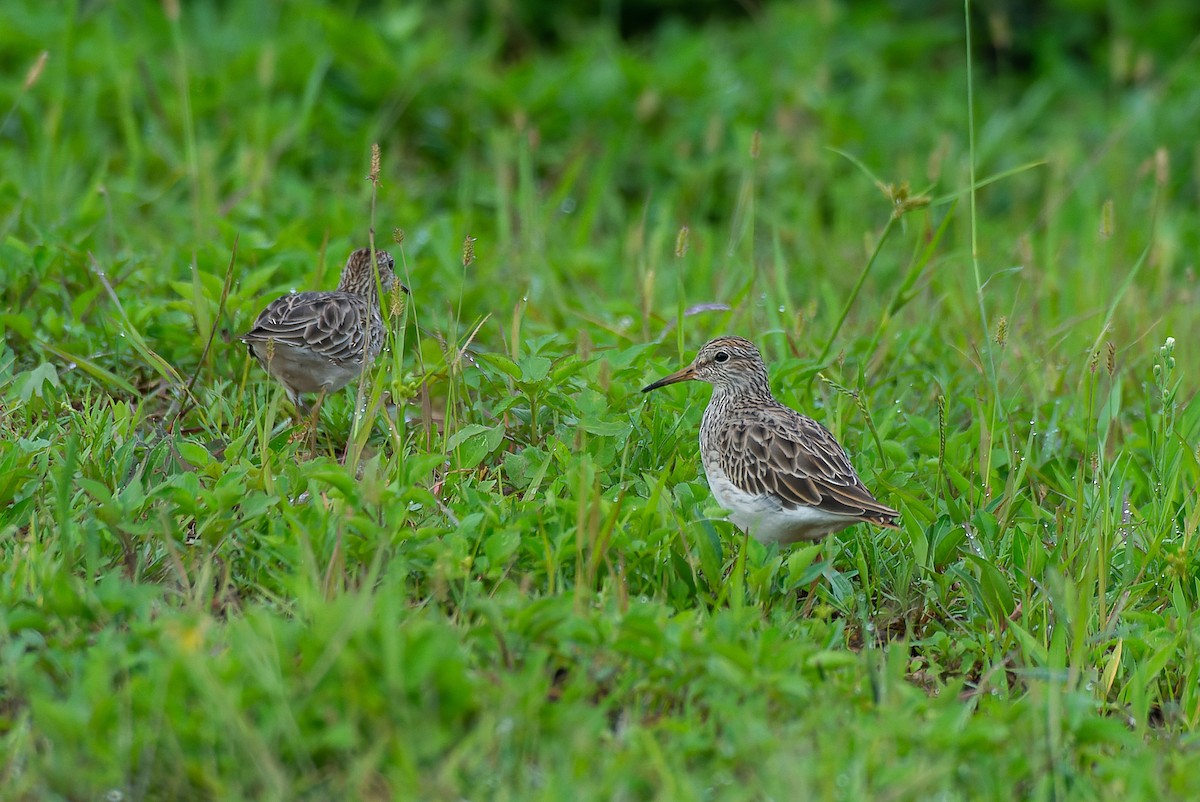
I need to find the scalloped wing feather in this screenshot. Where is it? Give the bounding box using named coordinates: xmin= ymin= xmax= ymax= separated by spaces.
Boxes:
xmin=242 ymin=291 xmax=370 ymax=365
xmin=716 ymin=404 xmax=899 ymax=526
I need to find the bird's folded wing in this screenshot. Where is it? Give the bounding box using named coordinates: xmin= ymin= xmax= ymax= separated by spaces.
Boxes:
xmin=717 ymin=413 xmax=898 ymax=522
xmin=242 ymin=292 xmax=368 ymax=364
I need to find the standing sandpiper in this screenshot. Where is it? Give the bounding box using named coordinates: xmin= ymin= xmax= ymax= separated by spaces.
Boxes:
xmin=642 ymin=335 xmax=899 ymax=544
xmin=241 ymin=247 xmax=407 ymax=413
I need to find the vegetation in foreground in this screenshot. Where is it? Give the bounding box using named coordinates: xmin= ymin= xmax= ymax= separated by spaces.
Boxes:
xmin=2 ymin=1 xmax=1200 ymax=799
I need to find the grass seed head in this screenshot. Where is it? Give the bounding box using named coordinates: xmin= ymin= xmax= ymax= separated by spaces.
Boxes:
xmin=1156 ymin=147 xmax=1169 ymax=187
xmin=1099 ymin=199 xmax=1114 ymax=240
xmin=390 ymin=282 xmax=407 ymax=318
xmin=880 ymin=180 xmax=931 ymax=219
xmin=675 ymin=225 xmax=689 ymax=258
xmin=936 ymin=394 xmax=947 ymax=464
xmin=462 ymin=235 xmax=476 ymax=268
xmin=368 ymin=143 xmax=381 ymax=185
xmin=23 ymin=51 xmax=49 ymax=91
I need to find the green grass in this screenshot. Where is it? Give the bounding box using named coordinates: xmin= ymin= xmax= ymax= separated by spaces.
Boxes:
xmin=3 ymin=0 xmax=1200 ymax=799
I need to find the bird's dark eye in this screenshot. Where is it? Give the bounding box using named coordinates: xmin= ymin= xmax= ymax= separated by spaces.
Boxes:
xmin=714 ymin=351 xmax=730 ymax=363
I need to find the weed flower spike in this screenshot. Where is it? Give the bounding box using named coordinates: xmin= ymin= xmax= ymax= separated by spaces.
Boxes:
xmin=642 ymin=336 xmax=899 ymax=544
xmin=241 ymin=247 xmax=408 ymax=413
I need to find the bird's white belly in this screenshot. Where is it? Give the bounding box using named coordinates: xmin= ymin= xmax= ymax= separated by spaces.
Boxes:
xmin=702 ymin=459 xmax=859 ymax=544
xmin=250 ymin=342 xmax=362 ymax=394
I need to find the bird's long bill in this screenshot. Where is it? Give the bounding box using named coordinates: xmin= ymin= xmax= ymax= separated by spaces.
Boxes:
xmin=641 ymin=364 xmax=698 ymax=393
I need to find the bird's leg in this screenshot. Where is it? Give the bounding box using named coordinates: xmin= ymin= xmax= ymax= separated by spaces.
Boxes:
xmin=736 ymin=528 xmax=752 ymax=604
xmin=799 ymin=567 xmax=824 ymax=616
xmin=304 ymin=390 xmax=326 ymax=454
xmin=286 ymin=391 xmax=311 ymax=444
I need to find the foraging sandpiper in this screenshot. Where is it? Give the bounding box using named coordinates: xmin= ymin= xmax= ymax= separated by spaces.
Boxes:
xmin=642 ymin=335 xmax=899 ymax=543
xmin=241 ymin=247 xmax=407 ymax=412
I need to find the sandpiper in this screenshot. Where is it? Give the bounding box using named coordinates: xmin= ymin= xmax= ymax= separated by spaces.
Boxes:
xmin=241 ymin=247 xmax=407 ymax=412
xmin=642 ymin=336 xmax=899 ymax=544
